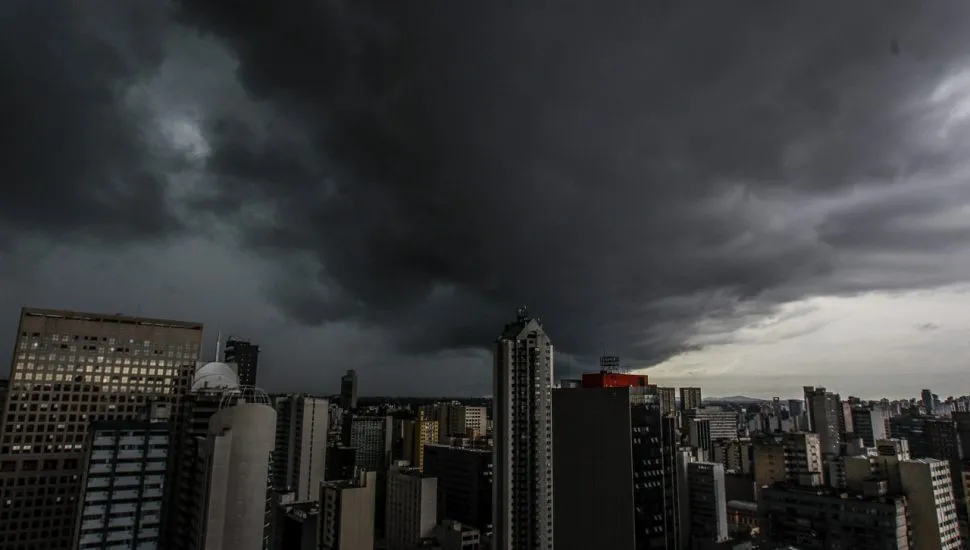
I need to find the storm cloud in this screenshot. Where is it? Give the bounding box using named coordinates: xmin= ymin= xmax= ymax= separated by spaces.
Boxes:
xmin=4 ymin=0 xmax=970 ymax=389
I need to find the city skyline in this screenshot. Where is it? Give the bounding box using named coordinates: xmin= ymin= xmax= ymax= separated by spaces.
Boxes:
xmin=5 ymin=2 xmax=970 ymax=398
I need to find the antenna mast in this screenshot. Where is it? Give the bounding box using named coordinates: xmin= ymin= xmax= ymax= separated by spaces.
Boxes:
xmin=215 ymin=329 xmax=222 ymax=362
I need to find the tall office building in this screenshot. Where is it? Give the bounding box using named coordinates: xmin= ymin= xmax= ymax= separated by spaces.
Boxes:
xmin=899 ymin=459 xmax=961 ymax=549
xmin=685 ymin=462 xmax=729 ymax=548
xmin=493 ymin=308 xmax=554 ymax=550
xmin=271 ymin=394 xmax=330 ymax=501
xmin=73 ymin=402 xmax=172 ymax=549
xmin=683 ymin=407 xmax=738 ymax=441
xmin=680 ymin=387 xmax=702 ymax=411
xmin=0 ymin=307 xmax=204 ymax=549
xmin=319 ymin=471 xmax=377 ymax=550
xmin=340 ymin=370 xmax=358 ymax=411
xmin=753 ymin=432 xmax=823 ymax=488
xmin=403 ymin=414 xmax=439 ymax=472
xmin=657 ymin=387 xmax=677 ymax=415
xmin=553 ymin=381 xmax=680 ymax=550
xmin=342 ymin=415 xmax=393 ymax=472
xmin=424 ymin=443 xmax=493 ymax=535
xmin=199 ymin=387 xmax=277 ymax=550
xmin=804 ymin=386 xmax=842 ymax=456
xmin=922 ymin=389 xmax=935 ymax=413
xmin=385 ymin=462 xmax=438 ymax=550
xmin=223 ymin=337 xmax=260 ymax=387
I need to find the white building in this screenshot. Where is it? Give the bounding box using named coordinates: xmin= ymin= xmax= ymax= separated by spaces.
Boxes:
xmin=899 ymin=458 xmax=961 ymax=550
xmin=319 ymin=470 xmax=377 ymax=550
xmin=386 ymin=461 xmax=438 ymax=550
xmin=200 ymin=386 xmax=277 ymax=550
xmin=493 ymin=308 xmax=554 ymax=550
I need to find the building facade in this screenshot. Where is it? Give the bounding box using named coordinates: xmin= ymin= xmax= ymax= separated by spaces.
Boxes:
xmin=319 ymin=471 xmax=377 ymax=550
xmin=386 ymin=462 xmax=438 ymax=550
xmin=73 ymin=404 xmax=171 ymax=549
xmin=222 ymin=338 xmax=260 ymax=387
xmin=424 ymin=444 xmax=493 ymax=535
xmin=680 ymin=387 xmax=702 ymax=411
xmin=340 ymin=370 xmax=358 ymax=411
xmin=272 ymin=394 xmax=330 ymax=501
xmin=492 ymin=308 xmax=554 ymax=550
xmin=0 ymin=307 xmax=203 ymax=549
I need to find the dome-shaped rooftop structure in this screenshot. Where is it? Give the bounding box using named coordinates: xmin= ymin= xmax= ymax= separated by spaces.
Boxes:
xmin=191 ymin=361 xmax=239 ymax=392
xmin=220 ymin=385 xmax=272 ymax=409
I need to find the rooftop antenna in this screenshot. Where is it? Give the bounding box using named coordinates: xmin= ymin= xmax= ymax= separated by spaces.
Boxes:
xmin=215 ymin=329 xmax=222 ymax=362
xmin=600 ymin=355 xmax=621 ymax=374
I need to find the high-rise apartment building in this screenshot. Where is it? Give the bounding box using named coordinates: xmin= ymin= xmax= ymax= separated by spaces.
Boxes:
xmin=753 ymin=432 xmax=823 ymax=488
xmin=403 ymin=415 xmax=439 ymax=472
xmin=271 ymin=394 xmax=330 ymax=501
xmin=386 ymin=462 xmax=438 ymax=550
xmin=424 ymin=443 xmax=493 ymax=535
xmin=340 ymin=370 xmax=358 ymax=411
xmin=680 ymin=387 xmax=702 ymax=411
xmin=899 ymin=459 xmax=961 ymax=549
xmin=553 ymin=382 xmax=680 ymax=550
xmin=0 ymin=307 xmax=204 ymax=549
xmin=685 ymin=462 xmax=729 ymax=548
xmin=73 ymin=402 xmax=172 ymax=549
xmin=657 ymin=387 xmax=676 ymax=415
xmin=804 ymin=386 xmax=842 ymax=456
xmin=319 ymin=471 xmax=377 ymax=550
xmin=851 ymin=405 xmax=889 ymax=447
xmin=222 ymin=337 xmax=260 ymax=386
xmin=492 ymin=308 xmax=554 ymax=550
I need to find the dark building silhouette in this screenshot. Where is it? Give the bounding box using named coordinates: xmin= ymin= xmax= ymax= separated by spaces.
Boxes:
xmin=340 ymin=369 xmax=358 ymax=410
xmin=223 ymin=337 xmax=260 ymax=386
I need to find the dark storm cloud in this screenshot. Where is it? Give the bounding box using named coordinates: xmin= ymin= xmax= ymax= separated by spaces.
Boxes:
xmin=170 ymin=0 xmax=970 ymax=368
xmin=0 ymin=0 xmax=183 ymax=246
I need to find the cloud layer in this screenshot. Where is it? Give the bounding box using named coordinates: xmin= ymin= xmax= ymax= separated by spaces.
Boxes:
xmin=4 ymin=0 xmax=970 ymax=387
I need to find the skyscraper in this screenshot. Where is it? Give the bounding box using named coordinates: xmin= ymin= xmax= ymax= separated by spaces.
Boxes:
xmin=804 ymin=386 xmax=842 ymax=456
xmin=340 ymin=369 xmax=359 ymax=411
xmin=0 ymin=307 xmax=204 ymax=548
xmin=271 ymin=394 xmax=330 ymax=501
xmin=223 ymin=337 xmax=260 ymax=386
xmin=493 ymin=308 xmax=554 ymax=550
xmin=680 ymin=387 xmax=702 ymax=411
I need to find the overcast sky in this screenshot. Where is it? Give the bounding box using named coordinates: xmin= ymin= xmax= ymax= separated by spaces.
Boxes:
xmin=3 ymin=1 xmax=970 ymax=399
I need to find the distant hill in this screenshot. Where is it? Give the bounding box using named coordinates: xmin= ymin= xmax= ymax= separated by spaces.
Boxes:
xmin=703 ymin=395 xmax=765 ymax=404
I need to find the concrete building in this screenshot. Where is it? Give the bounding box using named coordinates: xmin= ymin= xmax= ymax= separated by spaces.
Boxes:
xmin=340 ymin=370 xmax=358 ymax=411
xmin=804 ymin=386 xmax=842 ymax=456
xmin=658 ymin=387 xmax=677 ymax=414
xmin=271 ymin=394 xmax=330 ymax=501
xmin=73 ymin=403 xmax=171 ymax=549
xmin=684 ymin=407 xmax=738 ymax=441
xmin=680 ymin=387 xmax=703 ymax=411
xmin=753 ymin=432 xmax=823 ymax=489
xmin=424 ymin=443 xmax=493 ymax=535
xmin=899 ymin=459 xmax=961 ymax=550
xmin=759 ymin=484 xmax=909 ymax=549
xmin=0 ymin=307 xmax=204 ymax=548
xmin=492 ymin=308 xmax=554 ymax=550
xmin=554 ymin=383 xmax=680 ymax=550
xmin=712 ymin=439 xmax=753 ymax=475
xmin=386 ymin=462 xmax=438 ymax=550
xmin=199 ymin=387 xmax=277 ymax=550
xmin=690 ymin=418 xmax=713 ymax=453
xmin=342 ymin=415 xmax=393 ymax=472
xmin=462 ymin=407 xmax=488 ymax=438
xmin=223 ymin=337 xmax=260 ymax=387
xmin=319 ymin=470 xmax=377 ymax=550
xmin=685 ymin=462 xmax=729 ymax=549
xmin=851 ymin=405 xmax=889 ymax=447
xmin=403 ymin=414 xmax=439 ymax=472
xmin=270 ymin=496 xmax=318 ymax=550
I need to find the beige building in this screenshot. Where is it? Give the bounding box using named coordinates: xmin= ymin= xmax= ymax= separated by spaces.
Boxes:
xmin=404 ymin=415 xmax=440 ymax=472
xmin=0 ymin=307 xmax=204 ymax=547
xmin=320 ymin=470 xmax=377 ymax=550
xmin=386 ymin=462 xmax=438 ymax=550
xmin=272 ymin=394 xmax=330 ymax=501
xmin=754 ymin=432 xmax=823 ymax=490
xmin=899 ymin=459 xmax=961 ymax=550
xmin=200 ymin=388 xmax=277 ymax=550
